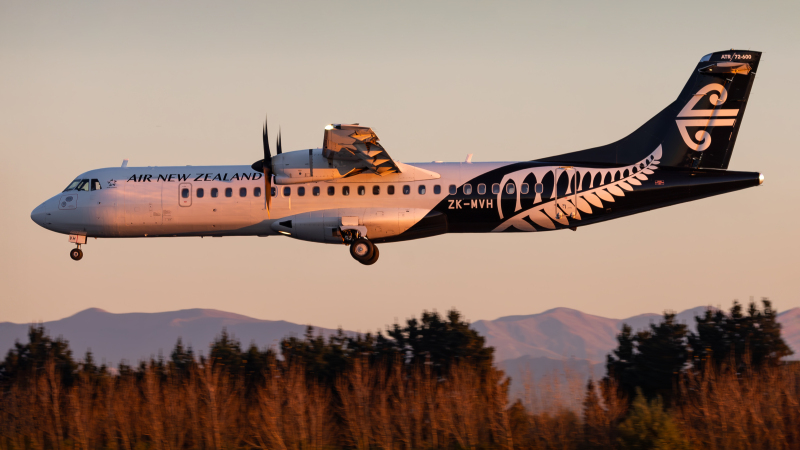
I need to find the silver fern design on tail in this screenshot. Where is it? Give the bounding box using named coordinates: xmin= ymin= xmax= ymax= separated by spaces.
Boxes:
xmin=493 ymin=146 xmax=663 ymax=231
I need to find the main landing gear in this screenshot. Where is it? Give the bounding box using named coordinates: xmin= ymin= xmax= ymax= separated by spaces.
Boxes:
xmin=70 ymin=246 xmax=83 ymax=261
xmin=341 ymin=229 xmax=380 ymax=265
xmin=349 ymin=238 xmax=379 ymax=265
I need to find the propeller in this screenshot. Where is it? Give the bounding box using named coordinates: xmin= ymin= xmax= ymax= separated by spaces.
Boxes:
xmin=261 ymin=118 xmax=273 ymax=216
xmin=252 ymin=116 xmax=284 ymax=217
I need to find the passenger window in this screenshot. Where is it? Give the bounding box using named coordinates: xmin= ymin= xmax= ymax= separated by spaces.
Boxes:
xmin=478 ymin=184 xmax=486 ymax=195
xmin=298 ymin=187 xmax=305 ymax=196
xmin=225 ymin=187 xmax=233 ymax=197
xmin=283 ymin=187 xmax=291 ymax=196
xmin=373 ymin=185 xmax=380 ymax=195
xmin=240 ymin=187 xmax=247 ymax=197
xmin=328 ymin=186 xmax=335 ymax=196
xmin=506 ymin=183 xmax=515 ymax=194
xmin=313 ymin=186 xmax=320 ymax=196
xmin=271 ymin=187 xmax=277 ymax=197
xmin=403 ymin=185 xmax=410 ymax=195
xmin=77 ymin=179 xmax=90 ymax=191
xmin=388 ymin=185 xmax=395 ymax=195
xmin=358 ymin=186 xmax=365 ymax=195
xmin=463 ymin=184 xmax=472 ymax=195
xmin=63 ymin=180 xmax=82 ymax=192
xmin=449 ymin=185 xmax=457 ymax=195
xmin=521 ymin=183 xmax=529 ymax=194
xmin=434 ymin=185 xmax=441 ymax=195
xmin=535 ymin=183 xmax=543 ymax=194
xmin=342 ymin=186 xmax=350 ymax=196
xmin=254 ymin=187 xmax=262 ymax=197
xmin=418 ymin=185 xmax=426 ymax=195
xmin=181 ymin=188 xmax=190 ymax=199
xmin=491 ymin=184 xmax=500 ymax=194
xmin=197 ymin=188 xmax=204 ymax=198
xmin=211 ymin=188 xmax=218 ymax=198
xmin=91 ymin=179 xmax=102 ymax=191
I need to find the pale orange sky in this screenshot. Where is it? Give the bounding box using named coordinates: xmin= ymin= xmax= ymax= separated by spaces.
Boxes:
xmin=1 ymin=1 xmax=798 ymax=331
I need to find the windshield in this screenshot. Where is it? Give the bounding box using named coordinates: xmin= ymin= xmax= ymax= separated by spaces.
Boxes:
xmin=63 ymin=179 xmax=81 ymax=192
xmin=76 ymin=180 xmax=90 ymax=191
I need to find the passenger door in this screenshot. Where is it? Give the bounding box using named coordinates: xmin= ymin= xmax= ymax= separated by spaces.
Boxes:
xmin=179 ymin=183 xmax=192 ymax=207
xmin=555 ymin=167 xmax=577 ymax=219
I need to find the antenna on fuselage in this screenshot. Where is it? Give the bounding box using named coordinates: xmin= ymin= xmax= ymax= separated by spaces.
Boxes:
xmin=121 ymin=159 xmax=129 ymax=168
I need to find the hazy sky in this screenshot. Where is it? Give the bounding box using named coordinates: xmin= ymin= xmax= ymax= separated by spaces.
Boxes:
xmin=1 ymin=0 xmax=798 ymax=332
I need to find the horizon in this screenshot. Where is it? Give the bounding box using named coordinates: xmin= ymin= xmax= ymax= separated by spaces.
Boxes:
xmin=7 ymin=301 xmax=797 ymax=327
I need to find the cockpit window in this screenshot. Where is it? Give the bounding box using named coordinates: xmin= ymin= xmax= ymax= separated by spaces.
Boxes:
xmin=63 ymin=179 xmax=82 ymax=192
xmin=76 ymin=179 xmax=90 ymax=191
xmin=91 ymin=179 xmax=102 ymax=191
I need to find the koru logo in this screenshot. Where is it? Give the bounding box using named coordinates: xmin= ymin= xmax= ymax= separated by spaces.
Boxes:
xmin=676 ymin=83 xmax=739 ymax=151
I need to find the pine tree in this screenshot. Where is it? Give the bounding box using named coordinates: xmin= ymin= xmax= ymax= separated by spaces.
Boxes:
xmin=606 ymin=324 xmax=637 ymax=399
xmin=631 ymin=313 xmax=688 ymax=403
xmin=688 ymin=299 xmax=793 ymax=372
xmin=0 ymin=325 xmax=77 ymax=386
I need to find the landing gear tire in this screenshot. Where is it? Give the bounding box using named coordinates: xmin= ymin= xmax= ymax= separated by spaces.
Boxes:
xmin=361 ymin=245 xmax=379 ymax=265
xmin=349 ymin=238 xmax=374 ymax=264
xmin=70 ymin=248 xmax=83 ymax=261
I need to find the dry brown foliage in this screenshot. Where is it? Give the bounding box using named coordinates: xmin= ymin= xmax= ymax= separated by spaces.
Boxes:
xmin=0 ymin=358 xmax=512 ymax=450
xmin=1 ymin=358 xmax=798 ymax=450
xmin=674 ymin=362 xmax=800 ymax=450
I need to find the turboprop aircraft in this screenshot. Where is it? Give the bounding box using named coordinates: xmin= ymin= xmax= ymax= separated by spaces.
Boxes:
xmin=32 ymin=49 xmax=764 ymax=265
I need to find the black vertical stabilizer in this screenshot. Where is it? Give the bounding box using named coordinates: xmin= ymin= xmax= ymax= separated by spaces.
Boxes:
xmin=539 ymin=50 xmax=761 ymax=169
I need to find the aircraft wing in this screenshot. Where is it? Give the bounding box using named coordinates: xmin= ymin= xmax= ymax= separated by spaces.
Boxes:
xmin=322 ymin=124 xmax=401 ymax=175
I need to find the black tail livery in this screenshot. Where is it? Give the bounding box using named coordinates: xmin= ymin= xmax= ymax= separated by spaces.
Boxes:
xmin=542 ymin=50 xmax=760 ymax=169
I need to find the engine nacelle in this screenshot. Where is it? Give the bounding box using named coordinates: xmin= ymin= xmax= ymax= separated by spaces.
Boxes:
xmin=270 ymin=208 xmax=447 ymax=243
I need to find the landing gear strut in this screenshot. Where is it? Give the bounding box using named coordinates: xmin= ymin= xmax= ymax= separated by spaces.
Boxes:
xmin=70 ymin=246 xmax=83 ymax=261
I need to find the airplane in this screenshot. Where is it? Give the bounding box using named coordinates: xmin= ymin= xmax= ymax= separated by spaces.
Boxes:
xmin=32 ymin=49 xmax=764 ymax=265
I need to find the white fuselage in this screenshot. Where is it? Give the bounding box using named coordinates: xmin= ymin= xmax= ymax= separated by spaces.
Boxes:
xmin=31 ymin=161 xmax=507 ymax=242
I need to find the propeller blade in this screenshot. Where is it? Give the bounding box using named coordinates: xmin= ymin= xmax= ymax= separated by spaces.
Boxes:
xmin=262 ymin=117 xmax=272 ymax=216
xmin=277 ymin=128 xmax=282 ymax=155
xmin=263 ymin=117 xmax=271 ymax=161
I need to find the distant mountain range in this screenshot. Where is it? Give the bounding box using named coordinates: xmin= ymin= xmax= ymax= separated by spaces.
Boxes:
xmin=0 ymin=308 xmax=342 ymax=365
xmin=1 ymin=306 xmax=797 ymax=384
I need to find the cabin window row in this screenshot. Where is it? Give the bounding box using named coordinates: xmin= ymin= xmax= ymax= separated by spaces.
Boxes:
xmin=183 ymin=182 xmax=545 ymax=200
xmin=276 ymin=184 xmax=444 ymax=197
xmin=447 ymin=183 xmax=539 ymax=195
xmin=186 ymin=187 xmax=263 ymax=199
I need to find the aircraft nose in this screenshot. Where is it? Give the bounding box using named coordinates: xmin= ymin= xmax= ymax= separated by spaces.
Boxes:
xmin=31 ymin=201 xmax=49 ymax=228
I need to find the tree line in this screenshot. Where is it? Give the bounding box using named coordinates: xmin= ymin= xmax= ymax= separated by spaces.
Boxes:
xmin=0 ymin=300 xmax=797 ymax=449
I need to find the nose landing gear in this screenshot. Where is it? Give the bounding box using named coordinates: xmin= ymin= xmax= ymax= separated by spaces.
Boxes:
xmin=68 ymin=234 xmax=87 ymax=261
xmin=70 ymin=246 xmax=83 ymax=261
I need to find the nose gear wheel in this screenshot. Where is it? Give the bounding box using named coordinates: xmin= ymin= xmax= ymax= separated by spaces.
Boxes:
xmin=70 ymin=248 xmax=83 ymax=261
